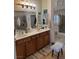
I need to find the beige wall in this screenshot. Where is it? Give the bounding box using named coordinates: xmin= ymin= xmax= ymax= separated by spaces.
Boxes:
xmin=33 ymin=0 xmax=42 ymax=12
xmin=47 ymin=0 xmax=55 ymax=43
xmin=42 ymin=0 xmax=47 ymax=10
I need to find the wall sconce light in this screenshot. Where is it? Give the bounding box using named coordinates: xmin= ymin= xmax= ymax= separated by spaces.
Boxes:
xmin=25 ymin=2 xmax=29 ymax=5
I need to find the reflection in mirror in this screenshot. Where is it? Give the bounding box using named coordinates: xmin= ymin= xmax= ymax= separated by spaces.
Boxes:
xmin=30 ymin=15 xmax=36 ymax=28
xmin=38 ymin=12 xmax=42 ymax=29
xmin=43 ymin=19 xmax=45 ymax=24
xmin=41 ymin=9 xmax=48 ymax=29
xmin=43 ymin=9 xmax=48 ymax=25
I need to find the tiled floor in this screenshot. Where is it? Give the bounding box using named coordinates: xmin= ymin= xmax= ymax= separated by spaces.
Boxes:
xmin=44 ymin=52 xmax=65 ymax=59
xmin=26 ymin=45 xmax=65 ymax=59
xmin=26 ymin=51 xmax=65 ymax=59
xmin=26 ymin=45 xmax=51 ymax=59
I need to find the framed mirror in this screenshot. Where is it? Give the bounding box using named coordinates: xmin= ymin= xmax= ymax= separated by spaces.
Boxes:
xmin=14 ymin=15 xmax=27 ymax=31
xmin=41 ymin=9 xmax=48 ymax=29
xmin=27 ymin=12 xmax=37 ymax=29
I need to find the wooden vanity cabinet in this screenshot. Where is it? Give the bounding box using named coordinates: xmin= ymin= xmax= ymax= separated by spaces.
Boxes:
xmin=15 ymin=31 xmax=50 ymax=59
xmin=16 ymin=39 xmax=26 ymax=59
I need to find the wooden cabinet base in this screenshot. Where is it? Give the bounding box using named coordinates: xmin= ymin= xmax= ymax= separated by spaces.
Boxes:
xmin=15 ymin=31 xmax=50 ymax=59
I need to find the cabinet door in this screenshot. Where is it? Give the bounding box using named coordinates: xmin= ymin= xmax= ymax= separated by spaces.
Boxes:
xmin=37 ymin=32 xmax=46 ymax=50
xmin=37 ymin=36 xmax=44 ymax=50
xmin=44 ymin=35 xmax=49 ymax=46
xmin=25 ymin=37 xmax=36 ymax=56
xmin=16 ymin=39 xmax=26 ymax=59
xmin=43 ymin=31 xmax=50 ymax=46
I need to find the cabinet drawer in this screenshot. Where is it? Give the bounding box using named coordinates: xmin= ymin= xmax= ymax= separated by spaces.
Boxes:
xmin=44 ymin=35 xmax=50 ymax=46
xmin=37 ymin=37 xmax=44 ymax=49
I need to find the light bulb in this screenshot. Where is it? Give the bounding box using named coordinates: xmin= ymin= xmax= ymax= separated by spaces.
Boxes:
xmin=25 ymin=2 xmax=29 ymax=5
xmin=29 ymin=3 xmax=32 ymax=6
xmin=32 ymin=4 xmax=36 ymax=7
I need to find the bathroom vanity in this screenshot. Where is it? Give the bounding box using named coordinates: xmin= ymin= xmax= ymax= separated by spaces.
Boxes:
xmin=15 ymin=29 xmax=50 ymax=59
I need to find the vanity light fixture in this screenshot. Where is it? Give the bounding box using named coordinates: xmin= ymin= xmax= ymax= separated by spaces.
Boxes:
xmin=29 ymin=3 xmax=36 ymax=9
xmin=32 ymin=7 xmax=35 ymax=10
xmin=15 ymin=0 xmax=36 ymax=9
xmin=25 ymin=2 xmax=29 ymax=8
xmin=16 ymin=1 xmax=25 ymax=8
xmin=22 ymin=5 xmax=24 ymax=8
xmin=16 ymin=3 xmax=24 ymax=8
xmin=29 ymin=3 xmax=32 ymax=9
xmin=30 ymin=6 xmax=32 ymax=9
xmin=32 ymin=4 xmax=36 ymax=7
xmin=32 ymin=3 xmax=36 ymax=9
xmin=25 ymin=5 xmax=28 ymax=8
xmin=28 ymin=0 xmax=36 ymax=9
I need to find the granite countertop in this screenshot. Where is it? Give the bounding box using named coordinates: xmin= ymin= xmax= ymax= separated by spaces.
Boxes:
xmin=15 ymin=28 xmax=50 ymax=40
